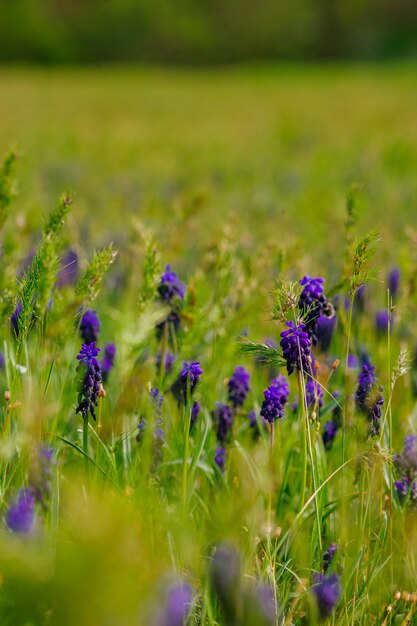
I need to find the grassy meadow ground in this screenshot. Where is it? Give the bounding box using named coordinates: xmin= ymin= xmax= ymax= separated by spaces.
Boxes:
xmin=0 ymin=63 xmax=417 ymax=624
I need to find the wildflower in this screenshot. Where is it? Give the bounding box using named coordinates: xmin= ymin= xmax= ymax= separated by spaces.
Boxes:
xmin=394 ymin=476 xmax=417 ymax=505
xmin=356 ymin=363 xmax=384 ymax=436
xmin=348 ymin=353 xmax=359 ymax=369
xmin=76 ymin=342 xmax=102 ymax=421
xmin=375 ymin=309 xmax=393 ymax=334
xmin=213 ymin=403 xmax=233 ymax=442
xmin=388 ymin=267 xmax=400 ymax=300
xmin=227 ymin=365 xmax=250 ymax=408
xmin=260 ymin=376 xmax=290 ymax=423
xmin=174 ymin=361 xmax=203 ymax=403
xmin=250 ymin=584 xmax=278 ymax=625
xmin=298 ymin=276 xmax=333 ymax=345
xmin=29 ymin=446 xmax=55 ymax=510
xmin=11 ymin=300 xmax=22 ymax=336
xmin=394 ymin=435 xmax=417 ymax=478
xmin=156 ymin=311 xmax=182 ymax=340
xmin=155 ymin=582 xmax=193 ymax=626
xmin=316 ymin=313 xmax=337 ymax=352
xmin=156 ymin=350 xmax=175 ymax=375
xmin=209 ymin=544 xmax=241 ymax=621
xmin=80 ymin=309 xmax=100 ymax=345
xmin=101 ymin=343 xmax=116 ymax=382
xmin=292 ymin=376 xmax=323 ymax=413
xmin=354 ymin=284 xmax=366 ymax=312
xmin=6 ymin=488 xmax=36 ymax=534
xmin=323 ymin=543 xmax=338 ymax=572
xmin=280 ymin=321 xmax=311 ymax=376
xmin=322 ymin=420 xmax=339 ymax=450
xmin=311 ymin=573 xmax=341 ymax=620
xmin=57 ymin=249 xmax=79 ymax=287
xmin=214 ymin=446 xmax=227 ymax=472
xmin=190 ymin=400 xmax=200 ymax=429
xmin=157 ymin=264 xmax=185 ymax=303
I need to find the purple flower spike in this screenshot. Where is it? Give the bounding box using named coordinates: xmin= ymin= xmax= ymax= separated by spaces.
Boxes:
xmin=311 ymin=573 xmax=341 ymax=620
xmin=155 ymin=582 xmax=193 ymax=626
xmin=260 ymin=376 xmax=290 ymax=423
xmin=322 ymin=420 xmax=338 ymax=450
xmin=101 ymin=343 xmax=116 ymax=382
xmin=316 ymin=313 xmax=337 ymax=352
xmin=375 ymin=310 xmax=393 ymax=334
xmin=6 ymin=488 xmax=36 ymax=534
xmin=356 ymin=363 xmax=384 ymax=437
xmin=298 ymin=276 xmax=332 ymax=345
xmin=157 ymin=264 xmax=186 ymax=303
xmin=156 ymin=351 xmax=175 ymax=375
xmin=280 ymin=321 xmax=311 ymax=376
xmin=80 ymin=309 xmax=100 ymax=345
xmin=214 ymin=446 xmax=227 ymax=472
xmin=57 ymin=249 xmax=79 ymax=288
xmin=214 ymin=403 xmax=233 ymax=442
xmin=227 ymin=366 xmax=250 ymax=408
xmin=388 ymin=267 xmax=400 ymax=300
xmin=11 ymin=300 xmax=22 ymax=336
xmin=175 ymin=361 xmax=203 ymax=403
xmin=76 ymin=342 xmax=102 ymax=421
xmin=323 ymin=543 xmax=338 ymax=572
xmin=190 ymin=400 xmax=200 ymax=429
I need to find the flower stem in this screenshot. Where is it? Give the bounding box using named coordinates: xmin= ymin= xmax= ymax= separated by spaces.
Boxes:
xmin=181 ymin=388 xmax=192 ymax=514
xmin=83 ymin=415 xmax=89 ymax=464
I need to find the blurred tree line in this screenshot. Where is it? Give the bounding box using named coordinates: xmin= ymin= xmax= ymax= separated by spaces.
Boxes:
xmin=1 ymin=0 xmax=416 ymax=63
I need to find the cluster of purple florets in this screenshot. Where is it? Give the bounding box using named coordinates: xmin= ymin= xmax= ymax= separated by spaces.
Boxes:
xmin=356 ymin=363 xmax=384 ymax=436
xmin=260 ymin=376 xmax=290 ymax=424
xmin=101 ymin=343 xmax=116 ymax=382
xmin=227 ymin=365 xmax=250 ymax=408
xmin=311 ymin=573 xmax=341 ymax=620
xmin=76 ymin=342 xmax=102 ymax=421
xmin=394 ymin=435 xmax=417 ymax=507
xmin=280 ymin=321 xmax=311 ymax=376
xmin=298 ymin=276 xmax=334 ymax=346
xmin=156 ymin=264 xmax=185 ymax=342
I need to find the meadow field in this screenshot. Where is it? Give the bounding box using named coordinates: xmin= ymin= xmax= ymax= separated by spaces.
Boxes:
xmin=0 ymin=63 xmax=417 ymax=625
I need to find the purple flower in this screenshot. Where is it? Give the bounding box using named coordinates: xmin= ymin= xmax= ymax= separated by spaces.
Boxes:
xmin=311 ymin=573 xmax=341 ymax=620
xmin=298 ymin=276 xmax=332 ymax=345
xmin=6 ymin=488 xmax=36 ymax=534
xmin=227 ymin=366 xmax=250 ymax=408
xmin=11 ymin=300 xmax=22 ymax=336
xmin=76 ymin=342 xmax=102 ymax=421
xmin=156 ymin=351 xmax=175 ymax=375
xmin=80 ymin=309 xmax=100 ymax=345
xmin=280 ymin=321 xmax=311 ymax=376
xmin=293 ymin=376 xmax=323 ymax=413
xmin=250 ymin=584 xmax=278 ymax=625
xmin=157 ymin=264 xmax=185 ymax=303
xmin=210 ymin=544 xmax=241 ymax=619
xmin=322 ymin=420 xmax=338 ymax=450
xmin=101 ymin=343 xmax=116 ymax=382
xmin=214 ymin=403 xmax=233 ymax=442
xmin=375 ymin=309 xmax=393 ymax=334
xmin=354 ymin=284 xmax=366 ymax=312
xmin=175 ymin=361 xmax=203 ymax=402
xmin=388 ymin=267 xmax=400 ymax=300
xmin=155 ymin=582 xmax=193 ymax=626
xmin=214 ymin=446 xmax=227 ymax=472
xmin=323 ymin=543 xmax=338 ymax=572
xmin=316 ymin=313 xmax=336 ymax=352
xmin=0 ymin=352 xmax=4 ymax=369
xmin=29 ymin=446 xmax=55 ymax=510
xmin=394 ymin=476 xmax=417 ymax=506
xmin=190 ymin=400 xmax=200 ymax=429
xmin=356 ymin=363 xmax=384 ymax=436
xmin=57 ymin=249 xmax=79 ymax=287
xmin=260 ymin=376 xmax=290 ymax=423
xmin=348 ymin=353 xmax=359 ymax=369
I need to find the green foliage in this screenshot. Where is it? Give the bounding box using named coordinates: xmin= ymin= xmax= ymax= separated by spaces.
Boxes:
xmin=75 ymin=243 xmax=117 ymax=304
xmin=0 ymin=150 xmax=17 ymax=231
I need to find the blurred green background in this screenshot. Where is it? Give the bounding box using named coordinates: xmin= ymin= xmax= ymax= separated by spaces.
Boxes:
xmin=1 ymin=0 xmax=417 ymax=64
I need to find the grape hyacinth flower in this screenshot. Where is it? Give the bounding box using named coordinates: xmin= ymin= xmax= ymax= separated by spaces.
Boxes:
xmin=11 ymin=300 xmax=22 ymax=336
xmin=322 ymin=419 xmax=339 ymax=450
xmin=311 ymin=573 xmax=341 ymax=621
xmin=316 ymin=313 xmax=337 ymax=352
xmin=154 ymin=582 xmax=193 ymax=626
xmin=292 ymin=376 xmax=323 ymax=413
xmin=214 ymin=446 xmax=227 ymax=472
xmin=298 ymin=276 xmax=333 ymax=345
xmin=260 ymin=376 xmax=290 ymax=423
xmin=323 ymin=543 xmax=338 ymax=573
xmin=157 ymin=264 xmax=186 ymax=303
xmin=356 ymin=363 xmax=384 ymax=436
xmin=76 ymin=342 xmax=102 ymax=421
xmin=227 ymin=365 xmax=250 ymax=408
xmin=29 ymin=446 xmax=55 ymax=510
xmin=174 ymin=361 xmax=203 ymax=403
xmin=280 ymin=321 xmax=311 ymax=376
xmin=375 ymin=309 xmax=393 ymax=335
xmin=156 ymin=350 xmax=175 ymax=375
xmin=394 ymin=476 xmax=417 ymax=505
xmin=101 ymin=343 xmax=116 ymax=383
xmin=250 ymin=584 xmax=278 ymax=625
xmin=213 ymin=403 xmax=233 ymax=442
xmin=80 ymin=309 xmax=100 ymax=345
xmin=210 ymin=544 xmax=241 ymax=621
xmin=354 ymin=284 xmax=366 ymax=313
xmin=190 ymin=400 xmax=200 ymax=429
xmin=6 ymin=488 xmax=36 ymax=534
xmin=394 ymin=435 xmax=417 ymax=507
xmin=57 ymin=249 xmax=79 ymax=287
xmin=388 ymin=267 xmax=400 ymax=300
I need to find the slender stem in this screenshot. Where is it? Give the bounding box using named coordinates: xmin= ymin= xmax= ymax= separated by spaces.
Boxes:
xmin=342 ymin=295 xmax=354 ymax=466
xmin=181 ymin=390 xmax=192 ymax=514
xmin=297 ymin=372 xmax=307 ymax=509
xmin=83 ymin=415 xmax=89 ymax=463
xmin=267 ymin=421 xmax=275 ymax=534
